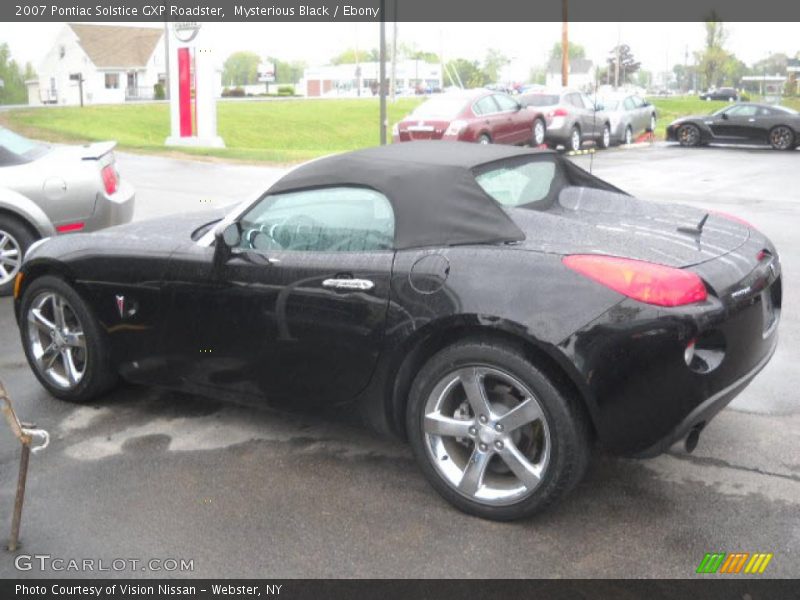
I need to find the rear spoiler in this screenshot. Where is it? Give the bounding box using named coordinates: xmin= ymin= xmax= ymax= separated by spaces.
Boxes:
xmin=80 ymin=141 xmax=117 ymax=161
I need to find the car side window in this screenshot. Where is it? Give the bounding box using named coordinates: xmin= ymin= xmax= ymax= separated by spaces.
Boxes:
xmin=493 ymin=93 xmax=519 ymax=112
xmin=726 ymin=105 xmax=758 ymax=117
xmin=623 ymin=97 xmax=636 ymax=111
xmin=238 ymin=187 xmax=395 ymax=253
xmin=473 ymin=96 xmax=499 ymax=116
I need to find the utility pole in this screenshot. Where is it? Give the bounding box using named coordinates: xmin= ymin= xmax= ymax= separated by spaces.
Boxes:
xmin=561 ymin=0 xmax=568 ymax=87
xmin=379 ymin=0 xmax=387 ymax=144
xmin=163 ymin=20 xmax=170 ymax=99
xmin=390 ymin=20 xmax=397 ymax=102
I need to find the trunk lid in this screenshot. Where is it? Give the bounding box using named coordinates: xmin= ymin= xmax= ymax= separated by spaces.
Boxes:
xmin=397 ymin=119 xmax=448 ymax=141
xmin=508 ymin=187 xmax=750 ymax=268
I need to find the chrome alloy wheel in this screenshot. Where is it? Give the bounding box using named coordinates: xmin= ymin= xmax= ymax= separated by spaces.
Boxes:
xmin=770 ymin=126 xmax=794 ymax=150
xmin=570 ymin=129 xmax=581 ymax=152
xmin=0 ymin=229 xmax=22 ymax=286
xmin=422 ymin=366 xmax=551 ymax=506
xmin=26 ymin=292 xmax=87 ymax=389
xmin=533 ymin=120 xmax=545 ymax=146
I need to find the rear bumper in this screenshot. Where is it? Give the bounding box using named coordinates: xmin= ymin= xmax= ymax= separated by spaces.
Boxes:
xmin=634 ymin=335 xmax=777 ymax=457
xmin=83 ymin=180 xmax=135 ymax=232
xmin=559 ymin=257 xmax=782 ymax=457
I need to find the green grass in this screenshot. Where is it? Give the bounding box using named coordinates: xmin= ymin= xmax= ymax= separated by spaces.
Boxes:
xmin=2 ymin=95 xmax=798 ymax=163
xmin=0 ymin=98 xmax=424 ymax=164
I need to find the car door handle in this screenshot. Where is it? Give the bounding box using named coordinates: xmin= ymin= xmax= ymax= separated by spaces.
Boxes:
xmin=322 ymin=278 xmax=374 ymax=291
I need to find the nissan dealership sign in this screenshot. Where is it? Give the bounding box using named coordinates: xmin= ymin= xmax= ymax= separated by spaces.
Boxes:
xmin=172 ymin=21 xmax=201 ymax=43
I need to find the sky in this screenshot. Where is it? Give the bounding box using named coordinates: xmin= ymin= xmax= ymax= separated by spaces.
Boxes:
xmin=1 ymin=21 xmax=797 ymax=76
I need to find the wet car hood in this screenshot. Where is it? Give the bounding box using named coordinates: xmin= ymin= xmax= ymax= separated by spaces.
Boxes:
xmin=26 ymin=208 xmax=228 ymax=263
xmin=508 ymin=187 xmax=749 ymax=268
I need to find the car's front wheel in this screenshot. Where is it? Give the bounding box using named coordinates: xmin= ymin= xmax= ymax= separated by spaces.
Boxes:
xmin=624 ymin=126 xmax=633 ymax=145
xmin=599 ymin=124 xmax=611 ymax=149
xmin=677 ymin=123 xmax=701 ymax=147
xmin=20 ymin=275 xmax=118 ymax=401
xmin=769 ymin=126 xmax=795 ymax=150
xmin=0 ymin=216 xmax=35 ymax=297
xmin=531 ymin=118 xmax=546 ymax=147
xmin=407 ymin=340 xmax=591 ymax=521
xmin=477 ymin=133 xmax=491 ymax=145
xmin=568 ymin=126 xmax=581 ymax=152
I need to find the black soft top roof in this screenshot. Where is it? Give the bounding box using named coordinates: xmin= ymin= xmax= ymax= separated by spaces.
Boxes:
xmin=265 ymin=142 xmax=556 ymax=249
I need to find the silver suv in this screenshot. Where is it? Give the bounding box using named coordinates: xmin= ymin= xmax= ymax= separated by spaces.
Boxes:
xmin=519 ymin=89 xmax=611 ymax=152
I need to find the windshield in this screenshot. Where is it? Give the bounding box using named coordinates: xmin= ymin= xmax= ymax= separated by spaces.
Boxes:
xmin=474 ymin=157 xmax=559 ymax=208
xmin=520 ymin=94 xmax=560 ymax=107
xmin=411 ymin=96 xmax=469 ymax=119
xmin=0 ymin=128 xmax=46 ymax=164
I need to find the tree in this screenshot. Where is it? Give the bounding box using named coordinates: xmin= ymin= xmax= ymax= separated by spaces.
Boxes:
xmin=330 ymin=48 xmax=379 ymax=65
xmin=0 ymin=43 xmax=28 ymax=104
xmin=222 ymin=51 xmax=261 ymax=86
xmin=266 ymin=57 xmax=306 ymax=84
xmin=549 ymin=41 xmax=586 ymax=62
xmin=483 ymin=48 xmax=510 ymax=83
xmin=607 ymin=44 xmax=641 ymax=85
xmin=752 ymin=53 xmax=788 ymax=76
xmin=445 ymin=58 xmax=484 ymax=88
xmin=694 ymin=16 xmax=730 ymax=89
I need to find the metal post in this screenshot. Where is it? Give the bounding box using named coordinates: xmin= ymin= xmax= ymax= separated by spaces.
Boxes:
xmin=163 ymin=19 xmax=170 ymax=99
xmin=561 ymin=0 xmax=568 ymax=87
xmin=1 ymin=382 xmax=49 ymax=552
xmin=379 ymin=0 xmax=387 ymax=145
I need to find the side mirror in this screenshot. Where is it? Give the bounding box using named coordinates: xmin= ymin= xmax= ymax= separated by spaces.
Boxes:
xmin=213 ymin=222 xmax=241 ymax=269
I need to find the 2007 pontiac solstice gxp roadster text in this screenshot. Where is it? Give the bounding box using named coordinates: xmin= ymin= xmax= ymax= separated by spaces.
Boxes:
xmin=13 ymin=142 xmax=781 ymax=520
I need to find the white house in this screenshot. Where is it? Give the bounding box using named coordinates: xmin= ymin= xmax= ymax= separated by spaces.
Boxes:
xmin=545 ymin=59 xmax=596 ymax=91
xmin=28 ymin=23 xmax=166 ymax=106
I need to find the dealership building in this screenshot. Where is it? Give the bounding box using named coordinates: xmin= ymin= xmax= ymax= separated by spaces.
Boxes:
xmin=302 ymin=60 xmax=443 ymax=97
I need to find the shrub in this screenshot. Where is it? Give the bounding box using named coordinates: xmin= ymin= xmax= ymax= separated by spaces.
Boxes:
xmin=277 ymin=85 xmax=295 ymax=96
xmin=153 ymin=82 xmax=165 ymax=100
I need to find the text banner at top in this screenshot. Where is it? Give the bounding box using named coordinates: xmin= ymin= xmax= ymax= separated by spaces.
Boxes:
xmin=5 ymin=0 xmax=800 ymax=22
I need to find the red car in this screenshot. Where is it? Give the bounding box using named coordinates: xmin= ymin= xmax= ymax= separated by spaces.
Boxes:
xmin=393 ymin=89 xmax=546 ymax=147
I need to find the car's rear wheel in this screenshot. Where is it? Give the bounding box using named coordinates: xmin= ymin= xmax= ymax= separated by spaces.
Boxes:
xmin=624 ymin=126 xmax=633 ymax=145
xmin=477 ymin=134 xmax=491 ymax=145
xmin=677 ymin=123 xmax=701 ymax=147
xmin=0 ymin=216 xmax=35 ymax=297
xmin=568 ymin=126 xmax=581 ymax=152
xmin=531 ymin=119 xmax=546 ymax=147
xmin=407 ymin=340 xmax=591 ymax=521
xmin=769 ymin=126 xmax=795 ymax=150
xmin=649 ymin=114 xmax=657 ymax=133
xmin=20 ymin=275 xmax=117 ymax=402
xmin=599 ymin=124 xmax=611 ymax=149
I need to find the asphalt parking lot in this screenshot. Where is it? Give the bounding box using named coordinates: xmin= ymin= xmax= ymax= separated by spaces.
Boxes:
xmin=0 ymin=142 xmax=798 ymax=578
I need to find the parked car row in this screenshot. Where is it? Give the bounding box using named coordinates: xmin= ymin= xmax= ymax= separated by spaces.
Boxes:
xmin=393 ymin=88 xmax=657 ymax=153
xmin=0 ymin=128 xmax=135 ymax=295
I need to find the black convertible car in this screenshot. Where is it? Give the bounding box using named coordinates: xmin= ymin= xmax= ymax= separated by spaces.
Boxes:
xmin=666 ymin=102 xmax=800 ymax=150
xmin=13 ymin=143 xmax=781 ymax=520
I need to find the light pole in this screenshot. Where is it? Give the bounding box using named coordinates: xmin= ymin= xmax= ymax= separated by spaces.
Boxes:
xmin=379 ymin=0 xmax=387 ymax=145
xmin=561 ymin=0 xmax=568 ymax=87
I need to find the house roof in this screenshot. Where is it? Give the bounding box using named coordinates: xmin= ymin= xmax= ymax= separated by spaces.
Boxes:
xmin=547 ymin=58 xmax=594 ymax=75
xmin=68 ymin=23 xmax=162 ymax=69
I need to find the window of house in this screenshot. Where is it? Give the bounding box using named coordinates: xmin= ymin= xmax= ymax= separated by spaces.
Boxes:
xmin=105 ymin=73 xmax=120 ymax=89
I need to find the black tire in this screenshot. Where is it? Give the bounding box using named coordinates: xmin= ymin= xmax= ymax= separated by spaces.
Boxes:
xmin=531 ymin=118 xmax=546 ymax=147
xmin=648 ymin=113 xmax=657 ymax=133
xmin=0 ymin=215 xmax=35 ymax=297
xmin=599 ymin=124 xmax=611 ymax=149
xmin=19 ymin=275 xmax=118 ymax=402
xmin=677 ymin=123 xmax=701 ymax=147
xmin=568 ymin=126 xmax=581 ymax=152
xmin=769 ymin=126 xmax=795 ymax=151
xmin=477 ymin=133 xmax=491 ymax=145
xmin=624 ymin=126 xmax=633 ymax=145
xmin=406 ymin=340 xmax=592 ymax=521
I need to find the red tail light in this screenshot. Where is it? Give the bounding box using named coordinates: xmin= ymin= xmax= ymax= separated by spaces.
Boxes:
xmin=101 ymin=164 xmax=119 ymax=195
xmin=562 ymin=255 xmax=708 ymax=307
xmin=549 ymin=108 xmax=568 ymax=117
